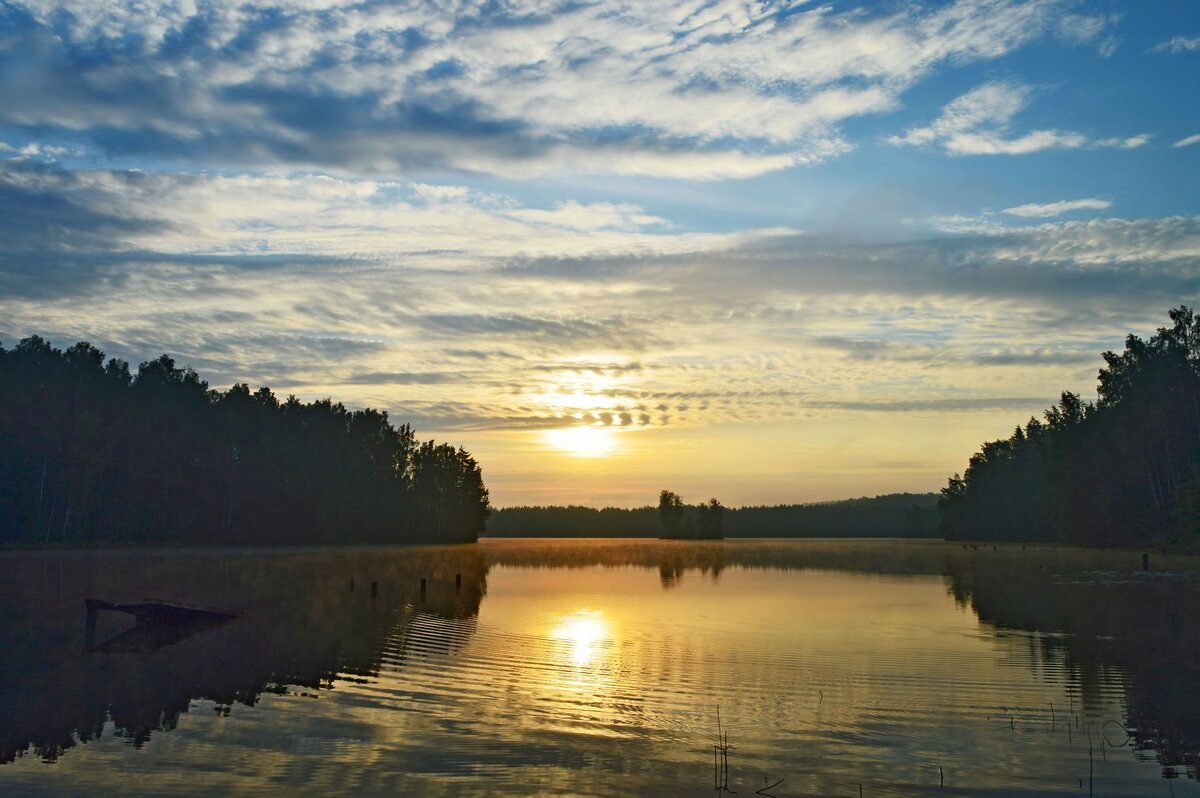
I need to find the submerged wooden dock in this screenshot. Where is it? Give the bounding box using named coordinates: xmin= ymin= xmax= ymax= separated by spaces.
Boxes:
xmin=85 ymin=598 xmax=240 ymax=653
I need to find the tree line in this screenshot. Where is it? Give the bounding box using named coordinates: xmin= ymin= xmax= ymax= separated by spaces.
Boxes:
xmin=486 ymin=493 xmax=939 ymax=538
xmin=939 ymin=306 xmax=1200 ymax=545
xmin=0 ymin=337 xmax=490 ymax=547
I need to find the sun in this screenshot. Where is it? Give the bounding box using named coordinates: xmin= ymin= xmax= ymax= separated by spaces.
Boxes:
xmin=542 ymin=425 xmax=618 ymax=457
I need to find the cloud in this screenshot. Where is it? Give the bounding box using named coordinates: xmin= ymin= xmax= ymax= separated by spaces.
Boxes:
xmin=334 ymin=371 xmax=454 ymax=386
xmin=1094 ymin=134 xmax=1150 ymax=149
xmin=408 ymin=312 xmax=665 ymax=353
xmin=1173 ymin=134 xmax=1200 ymax=148
xmin=979 ymin=216 xmax=1200 ymax=266
xmin=504 ymin=202 xmax=669 ymax=232
xmin=1002 ymin=198 xmax=1112 ymax=218
xmin=1149 ymin=35 xmax=1200 ymax=54
xmin=809 ymin=397 xmax=1055 ymax=413
xmin=8 ymin=158 xmax=1195 ymax=309
xmin=0 ymin=141 xmax=85 ymax=160
xmin=0 ymin=0 xmax=1111 ymax=179
xmin=812 ymin=336 xmax=1099 ymax=368
xmin=927 ymin=214 xmax=1011 ymax=235
xmin=0 ymin=159 xmax=783 ymax=298
xmin=888 ymin=82 xmax=1089 ymax=155
xmin=1056 ymin=12 xmax=1120 ymax=57
xmin=2 ymin=156 xmax=1195 ymax=441
xmin=491 ymin=217 xmax=1200 ymax=315
xmin=0 ymin=161 xmax=176 ymax=297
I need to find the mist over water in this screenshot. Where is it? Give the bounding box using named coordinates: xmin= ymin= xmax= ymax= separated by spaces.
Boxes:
xmin=1 ymin=539 xmax=1197 ymax=796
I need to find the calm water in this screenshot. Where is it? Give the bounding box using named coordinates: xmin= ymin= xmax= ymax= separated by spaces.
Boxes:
xmin=1 ymin=539 xmax=1198 ymax=796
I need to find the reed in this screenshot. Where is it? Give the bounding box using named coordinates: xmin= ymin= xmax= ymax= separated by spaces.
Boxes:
xmin=709 ymin=706 xmax=784 ymax=797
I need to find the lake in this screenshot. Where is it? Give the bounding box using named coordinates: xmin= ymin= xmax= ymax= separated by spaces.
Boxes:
xmin=1 ymin=538 xmax=1197 ymax=796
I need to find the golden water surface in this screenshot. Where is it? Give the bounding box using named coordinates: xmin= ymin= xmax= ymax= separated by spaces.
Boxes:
xmin=1 ymin=538 xmax=1197 ymax=796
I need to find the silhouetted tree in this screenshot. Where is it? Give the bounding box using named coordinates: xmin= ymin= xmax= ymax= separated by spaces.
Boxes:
xmin=940 ymin=306 xmax=1200 ymax=545
xmin=658 ymin=490 xmax=685 ymax=537
xmin=697 ymin=498 xmax=725 ymax=538
xmin=0 ymin=338 xmax=489 ymax=546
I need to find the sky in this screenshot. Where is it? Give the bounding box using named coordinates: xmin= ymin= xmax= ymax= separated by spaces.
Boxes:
xmin=0 ymin=0 xmax=1198 ymax=508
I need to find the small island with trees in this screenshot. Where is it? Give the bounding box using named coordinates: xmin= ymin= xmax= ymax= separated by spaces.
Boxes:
xmin=657 ymin=491 xmax=725 ymax=539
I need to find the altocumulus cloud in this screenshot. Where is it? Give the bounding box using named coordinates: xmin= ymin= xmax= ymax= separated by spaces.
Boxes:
xmin=0 ymin=158 xmax=779 ymax=290
xmin=1 ymin=147 xmax=1196 ymax=434
xmin=1 ymin=0 xmax=1117 ymax=179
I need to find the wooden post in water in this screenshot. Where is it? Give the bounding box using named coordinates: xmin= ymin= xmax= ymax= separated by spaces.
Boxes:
xmin=1142 ymin=552 xmax=1149 ymax=571
xmin=455 ymin=573 xmax=462 ymax=592
xmin=84 ymin=603 xmax=97 ymax=650
xmin=370 ymin=581 xmax=378 ymax=611
xmin=420 ymin=578 xmax=427 ymax=602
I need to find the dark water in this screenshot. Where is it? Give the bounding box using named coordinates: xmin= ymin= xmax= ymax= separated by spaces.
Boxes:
xmin=1 ymin=539 xmax=1198 ymax=796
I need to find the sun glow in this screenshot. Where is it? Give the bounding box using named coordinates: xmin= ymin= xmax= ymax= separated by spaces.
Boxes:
xmin=551 ymin=610 xmax=610 ymax=667
xmin=542 ymin=425 xmax=619 ymax=458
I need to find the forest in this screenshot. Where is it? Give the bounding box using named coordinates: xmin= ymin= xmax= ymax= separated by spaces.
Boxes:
xmin=939 ymin=306 xmax=1200 ymax=545
xmin=487 ymin=493 xmax=939 ymax=538
xmin=0 ymin=337 xmax=490 ymax=547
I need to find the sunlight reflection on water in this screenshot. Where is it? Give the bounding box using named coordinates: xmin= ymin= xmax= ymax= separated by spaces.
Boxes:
xmin=1 ymin=539 xmax=1198 ymax=796
xmin=551 ymin=609 xmax=611 ymax=668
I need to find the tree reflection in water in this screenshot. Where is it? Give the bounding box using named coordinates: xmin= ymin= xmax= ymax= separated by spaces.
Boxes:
xmin=0 ymin=546 xmax=487 ymax=764
xmin=1 ymin=539 xmax=1197 ymax=786
xmin=944 ymin=545 xmax=1200 ymax=780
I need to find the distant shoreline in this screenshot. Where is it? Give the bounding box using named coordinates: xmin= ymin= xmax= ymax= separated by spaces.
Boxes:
xmin=487 ymin=493 xmax=940 ymax=538
xmin=9 ymin=537 xmax=1194 ymax=555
